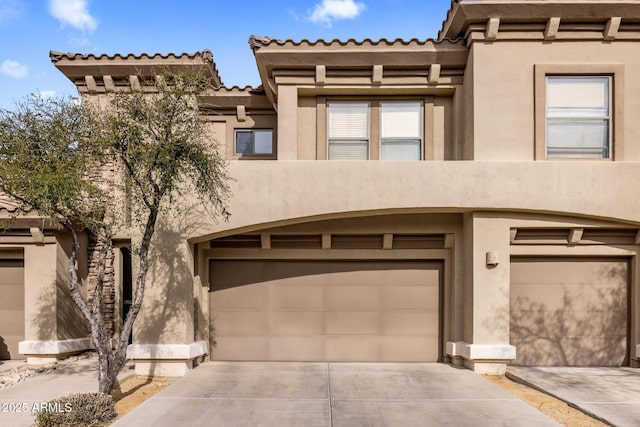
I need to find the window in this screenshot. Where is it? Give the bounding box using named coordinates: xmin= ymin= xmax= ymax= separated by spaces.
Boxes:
xmin=326 ymin=100 xmax=423 ymax=160
xmin=235 ymin=129 xmax=273 ymax=155
xmin=546 ymin=76 xmax=611 ymax=159
xmin=535 ymin=64 xmax=623 ymax=161
xmin=380 ymin=102 xmax=422 ymax=160
xmin=327 ymin=102 xmax=369 ymax=160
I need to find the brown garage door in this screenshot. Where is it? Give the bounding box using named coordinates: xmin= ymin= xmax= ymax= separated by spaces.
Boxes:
xmin=510 ymin=257 xmax=628 ymax=366
xmin=209 ymin=260 xmax=442 ymax=362
xmin=0 ymin=259 xmax=25 ymax=360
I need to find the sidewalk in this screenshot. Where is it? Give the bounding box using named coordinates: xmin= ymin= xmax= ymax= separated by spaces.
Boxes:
xmin=508 ymin=366 xmax=640 ymax=427
xmin=0 ymin=353 xmax=134 ymax=427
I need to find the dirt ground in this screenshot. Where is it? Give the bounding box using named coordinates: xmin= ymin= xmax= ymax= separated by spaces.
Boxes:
xmin=483 ymin=375 xmax=608 ymax=427
xmin=109 ymin=375 xmax=175 ymax=424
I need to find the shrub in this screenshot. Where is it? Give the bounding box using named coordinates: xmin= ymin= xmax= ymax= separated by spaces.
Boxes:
xmin=34 ymin=392 xmax=116 ymax=427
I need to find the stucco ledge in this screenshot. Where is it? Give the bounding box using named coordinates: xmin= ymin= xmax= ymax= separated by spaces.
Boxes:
xmin=126 ymin=341 xmax=208 ymax=377
xmin=446 ymin=341 xmax=516 ymax=375
xmin=19 ymin=337 xmax=93 ymax=365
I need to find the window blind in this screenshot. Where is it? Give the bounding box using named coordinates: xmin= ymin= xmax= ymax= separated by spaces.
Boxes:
xmin=546 ymin=76 xmax=611 ymax=159
xmin=328 ymin=102 xmax=369 ymax=160
xmin=381 ymin=102 xmax=421 ymax=138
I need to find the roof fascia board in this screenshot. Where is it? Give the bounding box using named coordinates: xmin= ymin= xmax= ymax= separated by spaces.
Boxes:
xmin=439 ymin=1 xmax=640 ymax=40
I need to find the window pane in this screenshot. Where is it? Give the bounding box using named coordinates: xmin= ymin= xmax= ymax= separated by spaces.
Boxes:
xmin=381 ymin=102 xmax=421 ymax=138
xmin=547 ymin=77 xmax=609 ymax=112
xmin=547 ymin=119 xmax=609 ymax=158
xmin=235 ymin=131 xmax=253 ymax=154
xmin=328 ymin=140 xmax=368 ymax=160
xmin=381 ymin=139 xmax=421 ymax=160
xmin=328 ymin=102 xmax=369 ymax=139
xmin=254 ymin=130 xmax=273 ymax=154
xmin=548 ymin=106 xmax=609 ymax=118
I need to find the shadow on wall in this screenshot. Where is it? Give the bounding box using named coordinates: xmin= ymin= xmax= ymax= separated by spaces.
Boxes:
xmin=132 ymin=211 xmax=216 ymax=374
xmin=56 ymin=278 xmax=90 ymax=340
xmin=510 ymin=261 xmax=627 ymax=367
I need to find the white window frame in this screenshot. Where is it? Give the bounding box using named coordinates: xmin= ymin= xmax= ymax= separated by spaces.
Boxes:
xmin=327 ymin=101 xmax=370 ymax=160
xmin=545 ymin=76 xmax=612 ymax=159
xmin=380 ymin=101 xmax=423 ymax=161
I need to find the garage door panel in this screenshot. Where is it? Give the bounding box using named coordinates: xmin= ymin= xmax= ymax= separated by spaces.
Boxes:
xmin=213 ymin=284 xmax=269 ymax=310
xmin=511 ymin=258 xmax=628 ymax=366
xmin=324 ymin=312 xmax=381 ymax=335
xmin=512 ymin=259 xmax=627 ymax=283
xmin=214 ymin=337 xmax=270 ymax=360
xmin=382 ymin=285 xmax=439 ymax=310
xmin=0 ymin=284 xmax=23 ymax=311
xmin=0 ymin=263 xmax=24 ymax=360
xmin=269 ymin=337 xmax=325 ymax=360
xmin=272 ymin=286 xmax=323 ymax=309
xmin=210 ymin=260 xmax=441 ymax=362
xmin=212 ymin=312 xmax=270 ymax=336
xmin=271 ymin=312 xmax=324 ymax=335
xmin=324 ymin=286 xmax=381 ymax=310
xmin=382 ymin=311 xmax=439 ymax=336
xmin=381 ymin=337 xmax=439 ymax=361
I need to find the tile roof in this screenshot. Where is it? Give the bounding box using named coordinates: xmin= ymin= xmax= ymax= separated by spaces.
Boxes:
xmin=249 ymin=36 xmax=461 ymax=50
xmin=0 ymin=195 xmax=18 ymax=213
xmin=50 ymin=49 xmax=223 ymax=87
xmin=49 ymin=51 xmax=214 ymax=62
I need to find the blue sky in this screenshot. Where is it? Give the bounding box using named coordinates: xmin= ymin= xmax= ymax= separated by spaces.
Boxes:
xmin=0 ymin=0 xmax=452 ymax=109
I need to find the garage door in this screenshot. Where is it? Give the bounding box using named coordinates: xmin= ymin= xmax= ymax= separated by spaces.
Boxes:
xmin=209 ymin=260 xmax=442 ymax=361
xmin=510 ymin=258 xmax=628 ymax=366
xmin=0 ymin=259 xmax=24 ymax=360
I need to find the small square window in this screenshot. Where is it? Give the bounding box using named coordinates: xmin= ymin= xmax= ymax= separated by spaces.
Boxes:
xmin=235 ymin=130 xmax=273 ymax=155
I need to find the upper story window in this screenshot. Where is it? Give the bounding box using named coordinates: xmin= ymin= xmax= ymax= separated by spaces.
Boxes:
xmin=535 ymin=64 xmax=623 ymax=161
xmin=546 ymin=76 xmax=611 ymax=159
xmin=327 ymin=100 xmax=422 ymax=160
xmin=235 ymin=129 xmax=273 ymax=156
xmin=327 ymin=102 xmax=370 ymax=160
xmin=380 ymin=102 xmax=422 ymax=160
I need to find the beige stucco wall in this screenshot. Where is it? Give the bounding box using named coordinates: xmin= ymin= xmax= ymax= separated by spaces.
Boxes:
xmin=470 ymin=40 xmax=640 ymax=160
xmin=185 ymin=160 xmax=640 ymax=242
xmin=10 ymin=231 xmax=89 ymax=343
xmin=133 ymin=221 xmax=196 ymax=346
xmin=55 ymin=231 xmax=89 ymax=340
xmin=297 ymin=96 xmax=317 ymax=160
xmin=24 ymin=243 xmax=57 ymax=341
xmin=466 ymin=214 xmax=511 ymax=344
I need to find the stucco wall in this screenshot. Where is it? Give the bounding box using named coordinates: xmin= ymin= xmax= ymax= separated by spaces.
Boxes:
xmin=185 ymin=160 xmax=640 ymax=242
xmin=471 ymin=41 xmax=639 ymax=160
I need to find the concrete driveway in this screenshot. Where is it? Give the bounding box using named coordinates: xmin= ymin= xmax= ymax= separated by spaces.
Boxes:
xmin=508 ymin=366 xmax=640 ymax=427
xmin=112 ymin=362 xmax=559 ymax=427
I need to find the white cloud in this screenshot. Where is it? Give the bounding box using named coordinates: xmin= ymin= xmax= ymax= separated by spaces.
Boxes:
xmin=1 ymin=60 xmax=28 ymax=79
xmin=49 ymin=0 xmax=97 ymax=32
xmin=0 ymin=0 xmax=24 ymax=22
xmin=309 ymin=0 xmax=365 ymax=27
